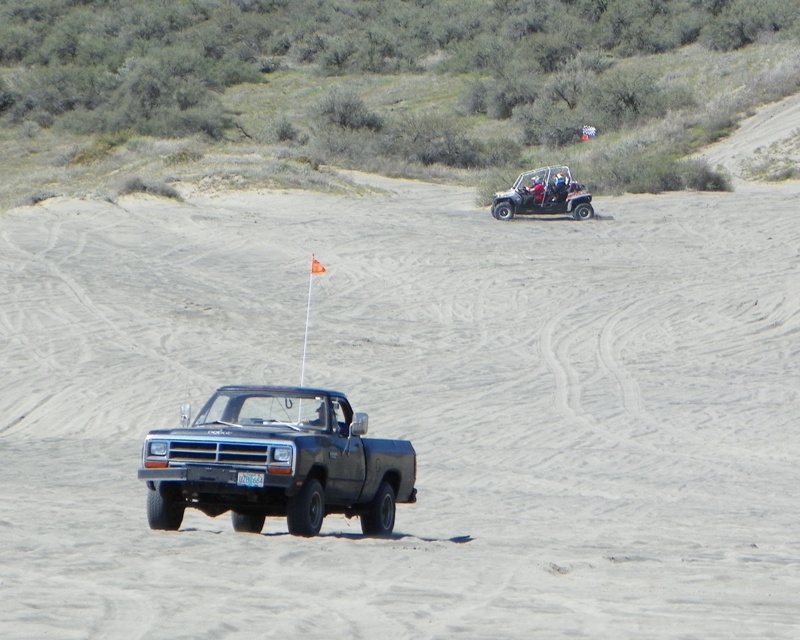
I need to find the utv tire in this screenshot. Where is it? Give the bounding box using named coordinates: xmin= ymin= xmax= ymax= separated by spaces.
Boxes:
xmin=231 ymin=511 xmax=266 ymax=533
xmin=494 ymin=202 xmax=515 ymax=221
xmin=146 ymin=485 xmax=184 ymax=531
xmin=573 ymin=203 xmax=594 ymax=220
xmin=287 ymin=478 xmax=325 ymax=537
xmin=360 ymin=481 xmax=396 ymax=537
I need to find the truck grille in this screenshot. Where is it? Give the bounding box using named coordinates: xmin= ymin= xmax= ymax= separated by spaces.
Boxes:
xmin=168 ymin=440 xmax=269 ymax=466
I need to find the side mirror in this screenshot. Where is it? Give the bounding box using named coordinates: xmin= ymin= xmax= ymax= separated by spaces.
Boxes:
xmin=350 ymin=412 xmax=368 ymax=436
xmin=180 ymin=403 xmax=191 ymax=427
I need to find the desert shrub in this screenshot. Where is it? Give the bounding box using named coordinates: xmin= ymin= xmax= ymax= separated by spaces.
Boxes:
xmin=6 ymin=0 xmax=66 ymax=24
xmin=583 ymin=67 xmax=667 ymax=131
xmin=274 ymin=118 xmax=300 ymax=142
xmin=462 ymin=81 xmax=489 ymax=115
xmin=502 ymin=4 xmax=548 ymax=40
xmin=119 ymin=177 xmax=181 ymax=200
xmin=442 ymin=34 xmax=513 ymax=74
xmin=596 ymin=0 xmax=701 ymax=55
xmin=516 ymin=101 xmax=584 ymax=147
xmin=461 ymin=80 xmax=531 ymax=120
xmin=679 ymin=158 xmax=732 ymax=190
xmin=0 ymin=79 xmax=16 ymax=115
xmin=293 ymin=33 xmax=328 ymax=63
xmin=18 ymin=190 xmax=58 ymax=207
xmin=563 ymin=50 xmax=616 ymax=75
xmin=165 ymin=148 xmax=204 ymax=165
xmin=527 ymin=33 xmax=577 ymax=73
xmin=8 ymin=64 xmax=115 ymax=121
xmin=344 ymin=28 xmax=409 ymax=74
xmin=700 ymin=0 xmax=786 ymax=51
xmin=544 ymin=70 xmax=594 ymax=111
xmin=387 ymin=114 xmax=487 ymax=168
xmin=309 ymin=126 xmax=384 ymax=166
xmin=589 ymin=143 xmax=730 ymax=193
xmin=472 ymin=57 xmax=542 ymax=119
xmin=319 ymin=37 xmax=357 ymax=74
xmin=66 ymin=137 xmax=123 ymax=166
xmin=317 ymin=87 xmax=383 ymax=131
xmin=0 ymin=23 xmax=40 ymax=63
xmin=31 ymin=10 xmax=89 ymax=64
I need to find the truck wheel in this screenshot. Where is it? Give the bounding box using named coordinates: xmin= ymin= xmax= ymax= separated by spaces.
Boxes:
xmin=361 ymin=481 xmax=396 ymax=537
xmin=573 ymin=203 xmax=594 ymax=220
xmin=146 ymin=485 xmax=184 ymax=531
xmin=287 ymin=478 xmax=325 ymax=537
xmin=494 ymin=202 xmax=514 ymax=221
xmin=231 ymin=511 xmax=266 ymax=534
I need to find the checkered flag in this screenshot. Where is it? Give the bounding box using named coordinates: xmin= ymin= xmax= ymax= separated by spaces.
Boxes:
xmin=581 ymin=125 xmax=597 ymax=140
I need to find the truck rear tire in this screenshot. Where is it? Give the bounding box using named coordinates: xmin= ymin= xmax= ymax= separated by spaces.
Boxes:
xmin=287 ymin=478 xmax=325 ymax=537
xmin=361 ymin=481 xmax=396 ymax=537
xmin=146 ymin=485 xmax=184 ymax=531
xmin=231 ymin=511 xmax=266 ymax=533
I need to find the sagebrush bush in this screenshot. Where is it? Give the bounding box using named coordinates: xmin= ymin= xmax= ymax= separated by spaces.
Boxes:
xmin=273 ymin=118 xmax=300 ymax=142
xmin=119 ymin=177 xmax=181 ymax=200
xmin=680 ymin=158 xmax=732 ymax=191
xmin=386 ymin=114 xmax=486 ymax=168
xmin=317 ymin=87 xmax=383 ymax=131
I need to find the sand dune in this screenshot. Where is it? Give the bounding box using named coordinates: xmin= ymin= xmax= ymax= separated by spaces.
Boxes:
xmin=1 ymin=93 xmax=799 ymax=639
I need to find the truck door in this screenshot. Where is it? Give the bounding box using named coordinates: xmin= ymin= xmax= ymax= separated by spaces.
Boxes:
xmin=324 ymin=397 xmax=366 ymax=503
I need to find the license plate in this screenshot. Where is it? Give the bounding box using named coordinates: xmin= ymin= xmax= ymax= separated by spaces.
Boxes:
xmin=236 ymin=471 xmax=265 ymax=488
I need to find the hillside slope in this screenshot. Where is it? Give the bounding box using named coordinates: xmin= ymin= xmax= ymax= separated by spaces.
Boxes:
xmin=700 ymin=90 xmax=800 ymax=182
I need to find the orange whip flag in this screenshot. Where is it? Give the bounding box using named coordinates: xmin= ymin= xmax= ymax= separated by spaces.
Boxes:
xmin=311 ymin=255 xmax=326 ymax=274
xmin=301 ymin=255 xmax=326 ymax=386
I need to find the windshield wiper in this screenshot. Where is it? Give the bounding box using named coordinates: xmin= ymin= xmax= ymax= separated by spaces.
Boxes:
xmin=196 ymin=420 xmax=241 ymax=428
xmin=264 ymin=420 xmax=302 ymax=432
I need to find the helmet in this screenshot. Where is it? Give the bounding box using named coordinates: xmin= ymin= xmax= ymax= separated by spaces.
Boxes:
xmin=532 ymin=176 xmax=541 ymax=184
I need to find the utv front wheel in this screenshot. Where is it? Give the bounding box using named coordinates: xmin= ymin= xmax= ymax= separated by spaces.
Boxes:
xmin=361 ymin=481 xmax=396 ymax=537
xmin=494 ymin=202 xmax=514 ymax=221
xmin=573 ymin=203 xmax=594 ymax=220
xmin=287 ymin=478 xmax=325 ymax=537
xmin=146 ymin=485 xmax=184 ymax=531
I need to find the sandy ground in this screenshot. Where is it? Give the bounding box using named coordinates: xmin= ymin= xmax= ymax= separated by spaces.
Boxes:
xmin=1 ymin=92 xmax=799 ymax=639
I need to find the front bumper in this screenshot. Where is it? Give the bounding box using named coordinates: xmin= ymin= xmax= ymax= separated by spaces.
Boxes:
xmin=138 ymin=465 xmax=294 ymax=489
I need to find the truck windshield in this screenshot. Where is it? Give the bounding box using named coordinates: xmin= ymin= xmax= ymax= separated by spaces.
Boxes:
xmin=195 ymin=392 xmax=329 ymax=431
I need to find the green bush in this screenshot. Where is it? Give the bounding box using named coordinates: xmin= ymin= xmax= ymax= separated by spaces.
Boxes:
xmin=588 ymin=143 xmax=731 ymax=193
xmin=679 ymin=158 xmax=732 ymax=191
xmin=583 ymin=67 xmax=667 ymax=131
xmin=119 ymin=177 xmax=181 ymax=200
xmin=516 ymin=101 xmax=584 ymax=147
xmin=387 ymin=114 xmax=486 ymax=168
xmin=0 ymin=79 xmax=15 ymax=115
xmin=274 ymin=118 xmax=300 ymax=142
xmin=700 ymin=0 xmax=787 ymax=51
xmin=317 ymin=87 xmax=383 ymax=131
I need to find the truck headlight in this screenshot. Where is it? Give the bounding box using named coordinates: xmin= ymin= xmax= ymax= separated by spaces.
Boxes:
xmin=272 ymin=447 xmax=291 ymax=463
xmin=148 ymin=441 xmax=168 ymax=456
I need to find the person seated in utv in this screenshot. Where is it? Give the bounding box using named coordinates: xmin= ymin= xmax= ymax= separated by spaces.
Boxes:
xmin=552 ymin=173 xmax=568 ymax=202
xmin=526 ymin=176 xmax=545 ymax=204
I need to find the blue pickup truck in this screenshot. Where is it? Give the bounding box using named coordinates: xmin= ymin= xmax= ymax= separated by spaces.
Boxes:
xmin=138 ymin=385 xmax=417 ymax=537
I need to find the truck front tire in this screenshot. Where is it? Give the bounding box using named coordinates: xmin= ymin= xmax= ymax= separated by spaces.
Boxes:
xmin=361 ymin=481 xmax=396 ymax=537
xmin=287 ymin=478 xmax=325 ymax=537
xmin=231 ymin=511 xmax=266 ymax=533
xmin=146 ymin=485 xmax=184 ymax=531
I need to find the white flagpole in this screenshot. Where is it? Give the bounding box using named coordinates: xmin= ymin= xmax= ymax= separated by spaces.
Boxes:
xmin=300 ymin=263 xmax=314 ymax=387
